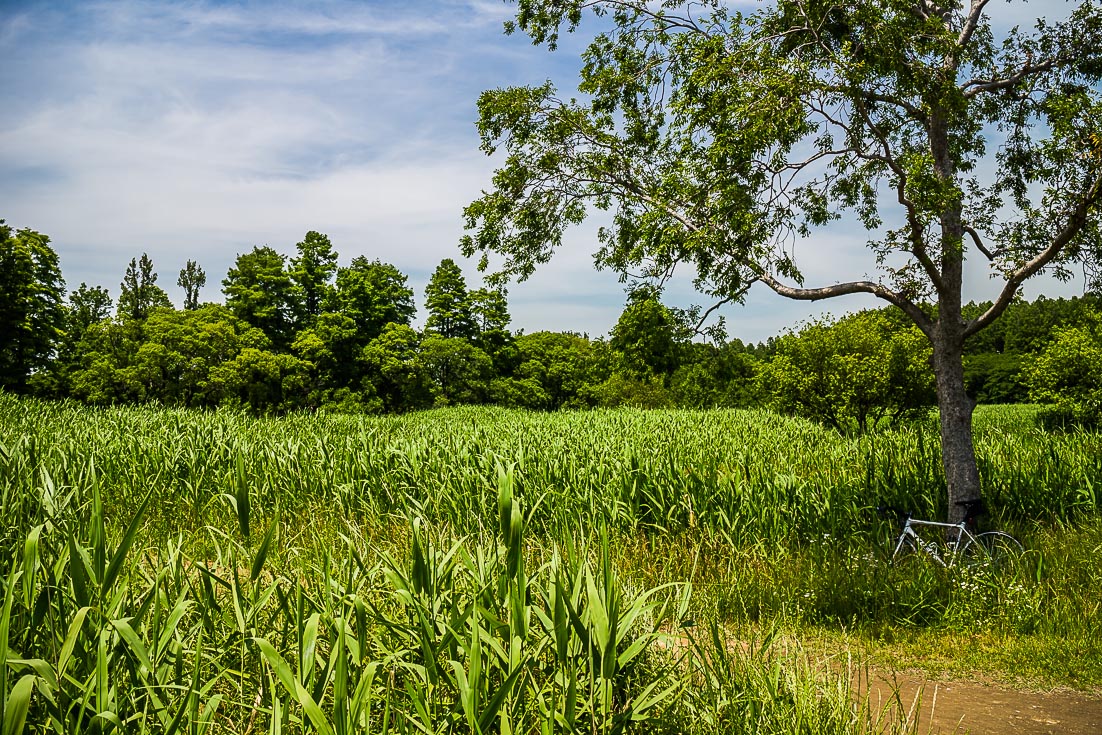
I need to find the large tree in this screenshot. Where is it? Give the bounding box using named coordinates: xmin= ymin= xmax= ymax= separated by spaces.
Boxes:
xmin=0 ymin=221 xmax=66 ymax=392
xmin=68 ymin=284 xmax=113 ymax=335
xmin=291 ymin=231 xmax=338 ymax=323
xmin=463 ymin=0 xmax=1102 ymax=522
xmin=609 ymin=287 xmax=684 ymax=378
xmin=329 ymin=256 xmax=416 ymax=340
xmin=55 ymin=283 xmax=115 ymax=393
xmin=178 ymin=260 xmax=207 ymax=310
xmin=761 ymin=310 xmax=936 ymax=434
xmin=222 ymin=246 xmax=297 ymax=349
xmin=118 ymin=253 xmax=172 ymax=321
xmin=424 ymin=258 xmax=477 ymax=339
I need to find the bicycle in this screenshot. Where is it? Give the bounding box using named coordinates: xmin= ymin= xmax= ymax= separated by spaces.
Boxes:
xmin=876 ymin=499 xmax=1024 ymax=569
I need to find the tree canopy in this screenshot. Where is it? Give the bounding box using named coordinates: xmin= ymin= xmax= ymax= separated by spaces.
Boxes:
xmin=463 ymin=0 xmax=1102 ymax=520
xmin=424 ymin=258 xmax=477 ymax=339
xmin=291 ymin=230 xmax=338 ymax=323
xmin=0 ymin=222 xmax=66 ymax=392
xmin=762 ymin=310 xmax=935 ymax=434
xmin=222 ymin=246 xmax=298 ymax=349
xmin=178 ymin=260 xmax=207 ymax=310
xmin=118 ymin=253 xmax=171 ymax=322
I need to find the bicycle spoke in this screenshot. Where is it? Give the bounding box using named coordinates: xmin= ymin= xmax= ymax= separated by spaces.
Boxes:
xmin=960 ymin=531 xmax=1024 ymax=571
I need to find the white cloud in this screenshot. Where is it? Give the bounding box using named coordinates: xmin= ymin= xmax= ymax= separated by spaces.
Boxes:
xmin=0 ymin=0 xmax=1089 ymax=344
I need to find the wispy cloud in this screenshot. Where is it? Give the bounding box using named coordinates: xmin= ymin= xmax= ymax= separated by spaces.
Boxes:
xmin=0 ymin=0 xmax=1087 ymax=343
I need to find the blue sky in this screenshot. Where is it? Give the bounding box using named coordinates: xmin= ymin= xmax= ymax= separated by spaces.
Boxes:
xmin=0 ymin=0 xmax=1088 ymax=343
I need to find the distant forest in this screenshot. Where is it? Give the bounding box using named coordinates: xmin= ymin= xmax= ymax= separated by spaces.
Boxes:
xmin=3 ymin=219 xmax=1101 ymax=429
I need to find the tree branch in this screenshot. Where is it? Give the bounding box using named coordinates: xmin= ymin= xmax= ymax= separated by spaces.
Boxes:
xmin=849 ymin=97 xmax=945 ymax=292
xmin=690 ymin=285 xmax=756 ymax=336
xmin=961 ymin=55 xmax=1062 ymax=98
xmin=756 ymin=272 xmax=935 ymax=337
xmin=962 ymin=225 xmax=995 ymax=261
xmin=957 ymin=0 xmax=992 ymax=49
xmin=967 ymin=169 xmax=1102 ymax=337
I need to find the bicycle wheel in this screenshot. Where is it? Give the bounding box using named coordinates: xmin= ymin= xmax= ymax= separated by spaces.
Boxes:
xmin=959 ymin=531 xmax=1024 ymax=570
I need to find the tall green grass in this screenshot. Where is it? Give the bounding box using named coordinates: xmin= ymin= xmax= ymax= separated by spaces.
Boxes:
xmin=2 ymin=397 xmax=1096 ymax=550
xmin=0 ymin=449 xmax=907 ymax=734
xmin=1 ymin=393 xmax=1099 ymax=732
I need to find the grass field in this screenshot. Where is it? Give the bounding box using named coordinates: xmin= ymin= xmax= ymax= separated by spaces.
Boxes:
xmin=2 ymin=393 xmax=1099 ymax=733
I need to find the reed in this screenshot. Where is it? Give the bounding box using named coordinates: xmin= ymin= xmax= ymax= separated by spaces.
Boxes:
xmin=1 ymin=393 xmax=1097 ymax=732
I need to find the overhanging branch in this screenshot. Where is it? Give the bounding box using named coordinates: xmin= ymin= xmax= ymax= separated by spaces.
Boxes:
xmin=756 ymin=272 xmax=935 ymax=337
xmin=967 ymin=169 xmax=1102 ymax=337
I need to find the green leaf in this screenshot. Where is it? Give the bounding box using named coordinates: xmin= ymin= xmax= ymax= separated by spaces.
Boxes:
xmin=2 ymin=675 xmax=36 ymax=735
xmin=56 ymin=606 xmax=91 ymax=680
xmin=234 ymin=454 xmax=251 ymax=540
xmin=250 ymin=510 xmax=279 ymax=581
xmin=102 ymin=491 xmax=152 ymax=597
xmin=68 ymin=538 xmax=92 ymax=608
xmin=0 ymin=565 xmax=19 ymax=725
xmin=254 ymin=637 xmax=334 ymax=735
xmin=110 ymin=618 xmax=153 ymax=675
xmin=584 ymin=569 xmax=611 ymax=653
xmin=21 ymin=527 xmax=40 ymax=613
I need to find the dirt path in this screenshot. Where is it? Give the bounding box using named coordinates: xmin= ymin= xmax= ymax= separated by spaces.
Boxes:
xmin=858 ymin=669 xmax=1102 ymax=734
xmin=655 ymin=631 xmax=1101 ymax=732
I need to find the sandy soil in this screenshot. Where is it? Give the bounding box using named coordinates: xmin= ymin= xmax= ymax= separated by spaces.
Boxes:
xmin=859 ymin=669 xmax=1102 ymax=734
xmin=655 ymin=631 xmax=1102 ymax=733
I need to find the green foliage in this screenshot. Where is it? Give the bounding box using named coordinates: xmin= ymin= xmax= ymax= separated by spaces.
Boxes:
xmin=290 ymin=230 xmax=338 ymax=322
xmin=360 ymin=323 xmax=434 ymax=412
xmin=131 ymin=306 xmax=271 ymax=407
xmin=328 ymin=256 xmax=415 ymax=341
xmin=963 ymin=352 xmax=1027 ymax=404
xmin=65 ymin=305 xmax=273 ymax=409
xmin=761 ymin=311 xmax=935 ymax=434
xmin=222 ymin=246 xmax=297 ymax=349
xmin=117 ymin=253 xmax=171 ymax=321
xmin=469 ymin=287 xmax=510 ymax=335
xmin=670 ymin=343 xmax=761 ymax=409
xmin=488 ymin=375 xmax=550 ymax=409
xmin=66 ymin=284 xmax=112 ymax=337
xmin=208 ymin=347 xmax=312 ymax=414
xmin=469 ymin=286 xmax=516 ymax=373
xmin=177 ymin=259 xmax=206 ymax=310
xmin=0 ymin=221 xmax=66 ymax=393
xmin=1024 ymin=316 xmax=1102 ymax=430
xmin=961 ymin=296 xmax=1102 ymax=404
xmin=418 ymin=335 xmax=493 ymax=406
xmin=514 ymin=331 xmax=607 ymax=409
xmin=609 ymin=289 xmax=684 ymax=378
xmin=65 ymin=319 xmax=144 ymax=404
xmin=592 ymin=372 xmax=673 ymax=409
xmin=292 ymin=310 xmax=361 ymax=394
xmin=293 ymin=256 xmax=416 ymax=402
xmin=424 ymin=258 xmax=476 ymax=340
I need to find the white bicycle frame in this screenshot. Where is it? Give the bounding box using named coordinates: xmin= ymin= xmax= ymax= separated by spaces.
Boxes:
xmin=892 ymin=517 xmax=976 ymax=566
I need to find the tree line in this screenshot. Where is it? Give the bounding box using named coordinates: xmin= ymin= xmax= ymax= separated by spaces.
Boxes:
xmin=2 ymin=217 xmax=1099 ymax=429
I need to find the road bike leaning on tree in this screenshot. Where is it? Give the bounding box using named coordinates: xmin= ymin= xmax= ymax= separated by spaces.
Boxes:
xmin=876 ymin=500 xmax=1024 ymax=569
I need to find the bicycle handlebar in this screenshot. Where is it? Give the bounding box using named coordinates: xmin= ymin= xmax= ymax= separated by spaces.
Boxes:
xmin=875 ymin=504 xmax=911 ymax=527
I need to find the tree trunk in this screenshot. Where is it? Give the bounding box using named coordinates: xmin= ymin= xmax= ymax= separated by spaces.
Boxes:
xmin=931 ymin=329 xmax=981 ymax=526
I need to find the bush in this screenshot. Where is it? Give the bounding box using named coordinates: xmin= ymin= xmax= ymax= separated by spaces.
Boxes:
xmin=759 ymin=310 xmax=935 ymax=434
xmin=1024 ymin=318 xmax=1102 ymax=430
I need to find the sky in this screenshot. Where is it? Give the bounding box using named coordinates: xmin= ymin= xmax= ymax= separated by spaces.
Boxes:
xmin=0 ymin=0 xmax=1090 ymax=344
